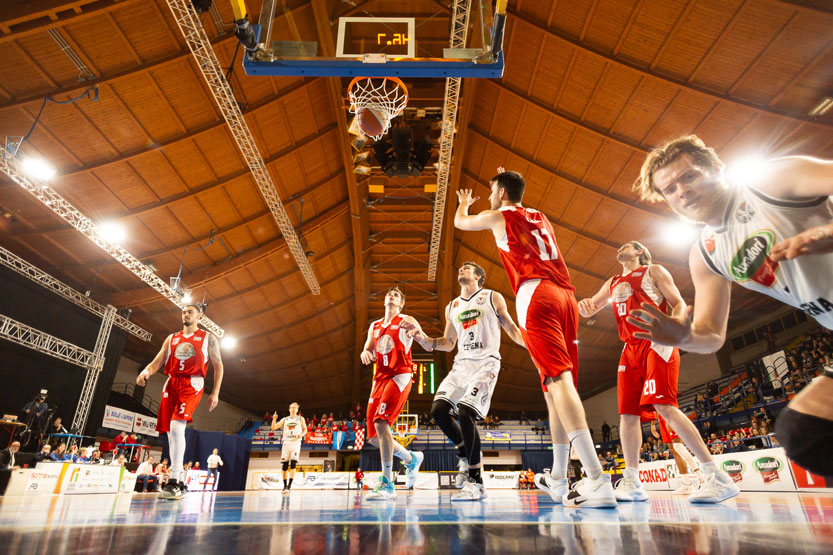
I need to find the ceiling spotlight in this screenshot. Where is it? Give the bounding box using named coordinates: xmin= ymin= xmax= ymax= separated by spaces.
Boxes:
xmin=181 ymin=293 xmax=192 ymax=304
xmin=724 ymin=155 xmax=766 ymax=188
xmin=809 ymin=96 xmax=833 ymax=117
xmin=95 ymin=221 xmax=126 ymax=244
xmin=663 ymin=221 xmax=700 ymax=246
xmin=221 ymin=336 xmax=237 ymax=349
xmin=21 ymin=157 xmax=56 ymax=181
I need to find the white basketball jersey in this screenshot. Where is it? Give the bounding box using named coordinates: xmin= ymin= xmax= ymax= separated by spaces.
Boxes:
xmin=696 ymin=186 xmax=833 ymax=329
xmin=282 ymin=416 xmax=304 ymax=442
xmin=448 ymin=288 xmax=502 ymax=361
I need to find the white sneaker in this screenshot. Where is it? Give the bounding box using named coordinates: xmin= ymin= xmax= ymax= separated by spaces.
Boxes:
xmin=688 ymin=471 xmax=740 ymax=504
xmin=403 ymin=451 xmax=424 ymax=489
xmin=366 ymin=476 xmax=397 ymax=501
xmin=613 ymin=470 xmax=649 ymax=502
xmin=563 ymin=474 xmax=617 ymax=508
xmin=452 ymin=479 xmax=487 ymax=502
xmin=455 ymin=458 xmax=469 ymax=489
xmin=534 ymin=473 xmax=569 ymax=503
xmin=672 ymin=475 xmax=697 ymax=496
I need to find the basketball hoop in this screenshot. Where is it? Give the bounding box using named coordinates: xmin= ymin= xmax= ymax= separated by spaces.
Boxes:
xmin=348 ymin=77 xmax=408 ymax=140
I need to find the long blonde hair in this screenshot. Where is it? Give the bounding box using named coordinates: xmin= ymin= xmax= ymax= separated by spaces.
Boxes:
xmin=634 ymin=135 xmax=724 ymax=202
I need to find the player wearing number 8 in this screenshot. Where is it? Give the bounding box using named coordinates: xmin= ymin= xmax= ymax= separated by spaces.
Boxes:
xmin=578 ymin=242 xmax=738 ymax=504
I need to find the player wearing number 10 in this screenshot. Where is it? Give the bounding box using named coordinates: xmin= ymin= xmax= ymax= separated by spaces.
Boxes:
xmin=578 ymin=242 xmax=738 ymax=503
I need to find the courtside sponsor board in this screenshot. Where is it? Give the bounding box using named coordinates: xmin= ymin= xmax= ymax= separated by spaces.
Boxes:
xmin=133 ymin=414 xmax=159 ymax=437
xmin=300 ymin=472 xmax=350 ymax=489
xmin=102 ymin=405 xmax=135 ymax=432
xmin=482 ymin=471 xmax=520 ymax=489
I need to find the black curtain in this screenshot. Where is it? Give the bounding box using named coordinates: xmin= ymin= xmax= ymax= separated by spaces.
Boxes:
xmin=521 ymin=450 xmax=552 ymax=473
xmin=161 ymin=427 xmax=252 ymax=491
xmin=0 ymin=264 xmax=127 ymax=439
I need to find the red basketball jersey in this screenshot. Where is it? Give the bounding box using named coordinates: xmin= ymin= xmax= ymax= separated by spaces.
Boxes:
xmin=609 ymin=266 xmax=668 ymax=343
xmin=497 ymin=206 xmax=574 ymax=294
xmin=372 ymin=314 xmax=414 ymax=379
xmin=163 ymin=329 xmax=211 ymax=377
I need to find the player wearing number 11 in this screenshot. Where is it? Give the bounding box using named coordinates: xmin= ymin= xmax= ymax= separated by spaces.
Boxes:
xmin=454 ymin=170 xmax=615 ymax=508
xmin=578 ymin=242 xmax=738 ymax=503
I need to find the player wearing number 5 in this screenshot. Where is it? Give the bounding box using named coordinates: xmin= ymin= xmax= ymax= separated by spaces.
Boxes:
xmin=578 ymin=242 xmax=737 ymax=503
xmin=359 ymin=287 xmax=425 ymax=501
xmin=136 ymin=304 xmax=224 ymax=500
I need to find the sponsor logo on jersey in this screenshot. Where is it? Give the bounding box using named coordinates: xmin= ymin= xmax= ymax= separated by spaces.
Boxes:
xmin=476 ymin=295 xmax=488 ymax=305
xmin=172 ymin=337 xmax=180 ymax=346
xmin=753 ymin=456 xmax=783 ymax=484
xmin=618 ymin=365 xmax=626 ymax=372
xmin=729 ymin=230 xmax=779 ymax=287
xmin=705 ymin=235 xmax=716 ymax=254
xmin=375 ymin=335 xmax=395 ymax=355
xmin=452 ymin=301 xmax=459 ymax=308
xmin=721 ymin=460 xmax=745 ymax=483
xmin=457 ymin=309 xmax=483 ymax=330
xmin=611 ymin=282 xmax=633 ymax=303
xmin=799 ymin=297 xmax=833 ymax=318
xmin=174 ymin=342 xmax=196 ymax=360
xmin=734 ymin=201 xmax=756 ymax=224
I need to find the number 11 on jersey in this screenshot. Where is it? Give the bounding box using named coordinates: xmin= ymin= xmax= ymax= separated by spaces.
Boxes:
xmin=531 ymin=228 xmax=558 ymax=261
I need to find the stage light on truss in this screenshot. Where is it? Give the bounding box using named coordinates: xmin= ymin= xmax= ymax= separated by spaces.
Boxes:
xmin=95 ymin=221 xmax=126 ymax=245
xmin=221 ymin=336 xmax=237 ymax=349
xmin=21 ymin=157 xmax=56 ymax=182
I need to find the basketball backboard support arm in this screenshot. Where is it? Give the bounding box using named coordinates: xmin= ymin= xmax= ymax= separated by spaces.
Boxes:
xmin=241 ymin=0 xmax=507 ymax=78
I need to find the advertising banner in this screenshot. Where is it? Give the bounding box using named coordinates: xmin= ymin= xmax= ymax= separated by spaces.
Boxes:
xmin=638 ymin=448 xmax=797 ymax=492
xmin=119 ymin=470 xmax=137 ymax=493
xmin=132 ymin=414 xmax=159 ymax=437
xmin=306 ymin=432 xmax=331 ymax=444
xmin=482 ymin=471 xmax=520 ymax=489
xmin=183 ymin=469 xmax=216 ymax=491
xmin=59 ymin=463 xmax=123 ymax=494
xmin=4 ymin=465 xmax=64 ymax=496
xmin=482 ymin=431 xmax=511 ymax=442
xmin=300 ymin=472 xmax=350 ymax=489
xmin=789 ymin=461 xmax=833 ymax=490
xmin=102 ymin=405 xmax=135 ymax=432
xmin=248 ymin=471 xmax=293 ymax=490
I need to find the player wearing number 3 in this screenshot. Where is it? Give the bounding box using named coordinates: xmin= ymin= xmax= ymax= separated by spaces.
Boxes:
xmin=359 ymin=287 xmax=425 ymax=500
xmin=136 ymin=304 xmax=224 ymax=500
xmin=578 ymin=242 xmax=738 ymax=503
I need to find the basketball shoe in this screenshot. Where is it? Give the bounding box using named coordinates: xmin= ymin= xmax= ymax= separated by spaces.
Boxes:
xmin=455 ymin=457 xmax=469 ymax=488
xmin=534 ymin=473 xmax=569 ymax=503
xmin=451 ymin=478 xmax=488 ymax=502
xmin=367 ymin=475 xmax=396 ymax=501
xmin=672 ymin=475 xmax=697 ymax=495
xmin=688 ymin=470 xmax=739 ymax=503
xmin=159 ymin=481 xmax=182 ymax=500
xmin=403 ymin=451 xmax=424 ymax=489
xmin=614 ymin=468 xmax=649 ymax=501
xmin=562 ymin=474 xmax=617 ymax=508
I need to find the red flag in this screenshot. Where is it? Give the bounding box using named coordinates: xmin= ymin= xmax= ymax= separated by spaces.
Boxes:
xmin=355 ymin=428 xmax=365 ymax=451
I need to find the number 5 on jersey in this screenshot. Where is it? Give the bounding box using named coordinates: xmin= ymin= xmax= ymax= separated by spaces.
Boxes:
xmin=531 ymin=228 xmax=558 ymax=261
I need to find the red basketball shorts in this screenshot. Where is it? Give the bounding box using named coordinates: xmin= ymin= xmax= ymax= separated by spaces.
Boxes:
xmin=617 ymin=339 xmax=680 ymax=416
xmin=515 ymin=279 xmax=579 ymax=392
xmin=157 ymin=375 xmax=205 ymax=433
xmin=366 ymin=373 xmax=412 ymax=439
xmin=658 ymin=415 xmax=679 ymax=443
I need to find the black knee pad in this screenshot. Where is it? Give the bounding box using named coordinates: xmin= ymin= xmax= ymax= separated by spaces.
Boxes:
xmin=776 ymin=407 xmax=833 ymax=476
xmin=457 ymin=404 xmax=478 ymax=424
xmin=281 ymin=461 xmax=289 ymax=471
xmin=290 ymin=460 xmax=298 ymax=469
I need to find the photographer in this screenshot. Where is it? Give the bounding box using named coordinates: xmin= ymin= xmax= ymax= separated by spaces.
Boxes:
xmin=21 ymin=391 xmax=48 ymax=429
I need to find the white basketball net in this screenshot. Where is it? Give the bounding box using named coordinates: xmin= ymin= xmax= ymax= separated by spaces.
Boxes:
xmin=348 ymin=77 xmax=408 ymax=140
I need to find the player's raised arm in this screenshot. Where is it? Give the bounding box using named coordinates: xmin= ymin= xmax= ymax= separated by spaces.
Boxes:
xmin=648 ymin=265 xmax=687 ymax=319
xmin=491 ymin=292 xmax=525 ymax=347
xmin=137 ymin=334 xmax=172 ymax=386
xmin=628 ymin=246 xmax=731 ymax=353
xmin=578 ymin=278 xmax=614 ymax=318
xmin=454 ymin=189 xmax=504 ymax=232
xmin=271 ymin=412 xmax=284 ymax=431
xmin=207 ymin=333 xmax=224 ymax=412
xmin=360 ymin=322 xmax=376 ymax=365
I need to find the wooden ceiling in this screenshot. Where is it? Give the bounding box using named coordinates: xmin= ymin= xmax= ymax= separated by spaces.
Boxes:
xmin=1 ymin=0 xmax=831 ymax=412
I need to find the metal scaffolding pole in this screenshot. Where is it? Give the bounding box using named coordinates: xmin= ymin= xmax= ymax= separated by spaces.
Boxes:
xmin=0 ymin=246 xmax=151 ymax=342
xmin=165 ymin=0 xmax=321 ymax=295
xmin=72 ymin=305 xmax=117 ymax=433
xmin=427 ymin=0 xmax=472 ymax=281
xmin=0 ymin=153 xmax=225 ymax=338
xmin=0 ymin=314 xmax=94 ymax=367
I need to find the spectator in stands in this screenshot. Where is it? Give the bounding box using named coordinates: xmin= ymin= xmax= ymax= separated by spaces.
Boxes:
xmin=136 ymin=456 xmax=157 ymax=492
xmin=50 ymin=443 xmax=67 ymax=461
xmin=156 ymin=459 xmax=170 ymax=486
xmin=519 ymin=411 xmax=529 ymax=425
xmin=193 ymin=462 xmax=200 ymax=470
xmin=493 ymin=415 xmax=501 ymax=428
xmin=66 ymin=445 xmax=80 ymax=462
xmin=239 ymin=416 xmax=254 ymax=434
xmin=33 ymin=444 xmax=51 ymax=465
xmin=184 ymin=461 xmax=193 ymax=472
xmin=110 ymin=454 xmax=126 ymax=467
xmin=77 ymin=447 xmax=91 ymax=463
xmin=569 ymin=447 xmax=583 ymax=483
xmin=603 ymin=451 xmax=616 ymax=471
xmin=51 ymin=417 xmax=68 ymax=436
xmin=90 ymin=450 xmax=103 ymax=464
xmin=727 ymin=439 xmax=748 ymax=453
xmin=601 ymin=421 xmax=611 ymax=443
xmin=533 ymin=417 xmax=544 ymax=434
xmin=355 ymin=467 xmax=364 ymax=490
xmin=710 ymin=441 xmax=724 ymax=456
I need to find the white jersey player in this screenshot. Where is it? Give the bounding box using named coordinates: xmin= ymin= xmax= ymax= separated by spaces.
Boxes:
xmin=405 ymin=262 xmax=525 ymax=501
xmin=271 ymin=402 xmax=307 ymax=494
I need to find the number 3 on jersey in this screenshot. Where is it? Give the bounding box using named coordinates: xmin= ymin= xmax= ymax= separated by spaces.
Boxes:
xmin=531 ymin=229 xmax=558 ymax=261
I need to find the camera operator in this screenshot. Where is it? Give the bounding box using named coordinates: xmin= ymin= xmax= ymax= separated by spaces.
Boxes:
xmin=21 ymin=391 xmax=48 ymax=428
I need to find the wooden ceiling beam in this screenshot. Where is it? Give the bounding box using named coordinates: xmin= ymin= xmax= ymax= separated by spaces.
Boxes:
xmin=107 ymin=201 xmax=349 ymax=307
xmin=312 ymin=0 xmax=371 ymax=409
xmin=0 ymin=0 xmax=142 ymax=45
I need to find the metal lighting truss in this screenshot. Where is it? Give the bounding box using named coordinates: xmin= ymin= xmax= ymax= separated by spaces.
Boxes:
xmin=0 ymin=246 xmax=152 ymax=342
xmin=427 ymin=0 xmax=471 ymax=281
xmin=71 ymin=304 xmax=117 ymax=433
xmin=165 ymin=0 xmax=321 ymax=295
xmin=0 ymin=313 xmax=94 ymax=367
xmin=0 ymin=154 xmax=225 ymax=337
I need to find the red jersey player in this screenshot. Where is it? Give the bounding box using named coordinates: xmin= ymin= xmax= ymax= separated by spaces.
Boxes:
xmin=579 ymin=241 xmax=738 ymax=503
xmin=454 ymin=169 xmax=615 ymax=508
xmin=359 ymin=287 xmax=425 ymax=500
xmin=136 ymin=304 xmax=224 ymax=500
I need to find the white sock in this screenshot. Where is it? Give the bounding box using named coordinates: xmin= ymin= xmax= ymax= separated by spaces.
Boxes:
xmin=382 ymin=461 xmax=394 ymax=481
xmin=168 ymin=419 xmax=186 ymax=482
xmin=623 ymin=467 xmax=641 ymax=484
xmin=568 ymin=429 xmax=603 ymax=480
xmin=700 ymin=461 xmax=716 ymax=476
xmin=551 ymin=444 xmax=570 ymax=480
xmin=392 ymin=442 xmax=413 ymax=464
